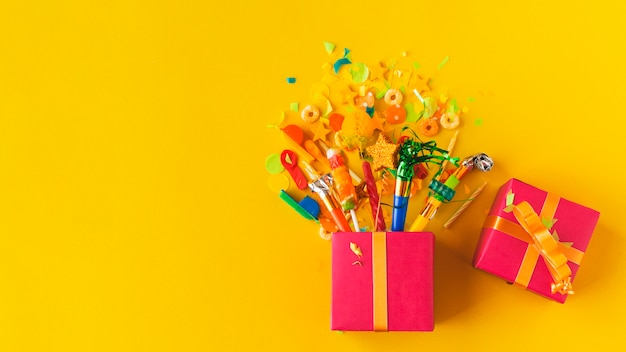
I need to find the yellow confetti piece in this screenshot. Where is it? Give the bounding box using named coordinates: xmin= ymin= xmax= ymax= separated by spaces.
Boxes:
xmin=439 ymin=88 xmax=449 ymax=104
xmin=350 ymin=242 xmax=362 ymax=258
xmin=266 ymin=111 xmax=286 ymax=128
xmin=323 ymin=98 xmax=333 ymax=117
xmin=267 ymin=173 xmax=290 ymax=193
xmin=310 ymin=82 xmax=330 ymax=104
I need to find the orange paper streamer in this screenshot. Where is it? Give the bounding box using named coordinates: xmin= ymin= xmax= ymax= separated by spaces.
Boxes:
xmin=483 ymin=194 xmax=584 ymax=296
xmin=372 ymin=232 xmax=388 ymax=331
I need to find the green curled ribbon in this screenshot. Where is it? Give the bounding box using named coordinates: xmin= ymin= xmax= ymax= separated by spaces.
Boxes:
xmin=392 ymin=127 xmax=460 ymax=181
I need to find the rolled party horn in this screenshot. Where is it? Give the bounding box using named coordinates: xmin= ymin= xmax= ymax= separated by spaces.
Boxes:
xmin=390 ymin=142 xmax=419 ymax=231
xmin=409 ymin=153 xmax=494 ymax=232
xmin=327 ymin=149 xmax=360 ymax=231
xmin=308 ymin=174 xmax=352 ymax=233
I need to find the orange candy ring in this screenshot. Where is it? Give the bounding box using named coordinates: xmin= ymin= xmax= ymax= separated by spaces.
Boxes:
xmin=417 ymin=118 xmax=439 ymax=136
xmin=301 ymin=105 xmax=320 ymax=123
xmin=384 ymin=89 xmax=403 ymax=105
xmin=440 ymin=112 xmax=460 ymax=129
xmin=384 ymin=104 xmax=407 ymax=124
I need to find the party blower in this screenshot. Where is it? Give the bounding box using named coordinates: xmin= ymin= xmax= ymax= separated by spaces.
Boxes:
xmin=302 ymin=162 xmax=353 ymax=233
xmin=408 ymin=153 xmax=494 ymax=232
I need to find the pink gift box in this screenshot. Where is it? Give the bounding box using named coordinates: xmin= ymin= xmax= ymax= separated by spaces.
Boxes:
xmin=331 ymin=231 xmax=434 ymax=331
xmin=473 ymin=178 xmax=600 ymax=303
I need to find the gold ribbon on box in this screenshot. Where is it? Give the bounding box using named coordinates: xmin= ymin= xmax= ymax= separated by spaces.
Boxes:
xmin=372 ymin=232 xmax=388 ymax=331
xmin=483 ymin=193 xmax=584 ymax=295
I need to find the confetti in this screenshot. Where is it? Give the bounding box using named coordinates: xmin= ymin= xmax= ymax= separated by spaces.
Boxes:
xmin=311 ymin=121 xmax=331 ymax=141
xmin=368 ymin=62 xmax=388 ymax=82
xmin=349 ymin=242 xmax=362 ymax=258
xmin=448 ymin=98 xmax=459 ymax=113
xmin=474 ymin=118 xmax=484 ymax=126
xmin=503 ymin=191 xmax=515 ymax=213
xmin=350 ymin=62 xmax=369 ymax=83
xmin=404 ymin=103 xmax=422 ymax=122
xmin=542 ymin=217 xmax=558 ymax=230
xmin=323 ymin=41 xmax=336 ymax=54
xmin=265 ymin=154 xmax=285 ymax=174
xmin=438 ymin=55 xmax=450 ymax=70
xmin=309 ymin=82 xmax=330 ymax=103
xmin=266 ymin=111 xmax=285 ymax=128
xmin=267 ymin=173 xmax=290 ymax=193
xmin=333 ymin=48 xmax=352 ymax=74
xmin=267 ymin=45 xmax=491 ymax=236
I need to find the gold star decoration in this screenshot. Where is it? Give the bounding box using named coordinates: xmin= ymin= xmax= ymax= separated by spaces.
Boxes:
xmin=334 ymin=85 xmax=358 ymax=105
xmin=411 ymin=74 xmax=431 ymax=94
xmin=310 ymin=120 xmax=330 ymax=142
xmin=369 ymin=111 xmax=386 ymax=132
xmin=368 ymin=61 xmax=389 ymax=82
xmin=366 ymin=133 xmax=399 ymax=171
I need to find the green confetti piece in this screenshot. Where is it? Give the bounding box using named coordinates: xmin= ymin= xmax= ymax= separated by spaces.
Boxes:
xmin=345 ymin=105 xmax=355 ymax=113
xmin=286 ymin=77 xmax=296 ymax=84
xmin=265 ymin=154 xmax=284 ymax=175
xmin=399 ymin=85 xmax=406 ymax=94
xmin=376 ymin=88 xmax=388 ymax=99
xmin=474 ymin=118 xmax=484 ymax=126
xmin=404 ymin=103 xmax=421 ymax=122
xmin=350 ymin=62 xmax=369 ymax=83
xmin=448 ymin=98 xmax=459 ymax=113
xmin=503 ymin=205 xmax=515 ymax=213
xmin=505 ymin=191 xmax=515 ymax=207
xmin=323 ymin=41 xmax=335 ymax=54
xmin=290 ymin=102 xmax=299 ymax=112
xmin=542 ymin=217 xmax=558 ymax=230
xmin=412 ymin=62 xmax=421 ymax=69
xmin=467 ymin=97 xmax=477 ymax=103
xmin=438 ymin=55 xmax=450 ymax=70
xmin=422 ymin=97 xmax=438 ymax=118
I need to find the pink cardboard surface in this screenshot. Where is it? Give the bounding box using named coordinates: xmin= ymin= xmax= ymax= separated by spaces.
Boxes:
xmin=331 ymin=232 xmax=434 ymax=331
xmin=473 ymin=178 xmax=600 ymax=303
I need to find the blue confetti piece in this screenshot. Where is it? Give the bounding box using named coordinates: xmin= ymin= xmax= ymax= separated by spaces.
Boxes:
xmin=286 ymin=77 xmax=296 ymax=84
xmin=333 ymin=57 xmax=352 ymax=73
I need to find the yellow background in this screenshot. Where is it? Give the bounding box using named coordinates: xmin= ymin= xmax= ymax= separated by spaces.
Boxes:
xmin=1 ymin=0 xmax=625 ymax=350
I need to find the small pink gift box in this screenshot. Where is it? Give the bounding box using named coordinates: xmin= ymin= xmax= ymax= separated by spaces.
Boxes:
xmin=331 ymin=231 xmax=434 ymax=331
xmin=473 ymin=178 xmax=600 ymax=303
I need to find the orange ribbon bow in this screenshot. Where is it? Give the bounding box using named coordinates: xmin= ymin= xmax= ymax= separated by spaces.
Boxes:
xmin=483 ymin=193 xmax=584 ymax=296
